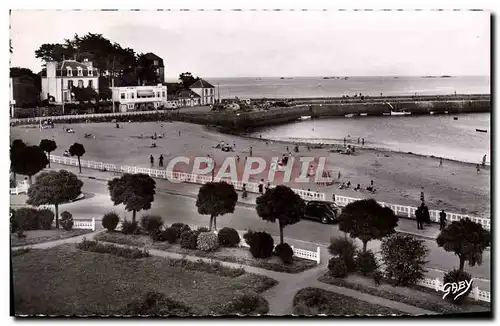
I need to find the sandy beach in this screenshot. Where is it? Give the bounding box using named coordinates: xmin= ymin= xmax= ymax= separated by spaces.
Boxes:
xmin=11 ymin=120 xmax=490 ymax=218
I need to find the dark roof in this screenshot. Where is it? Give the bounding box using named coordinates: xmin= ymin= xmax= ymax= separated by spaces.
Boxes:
xmin=190 ymin=79 xmax=215 ymax=89
xmin=40 ymin=60 xmax=98 ymax=77
xmin=144 ymin=53 xmax=162 ymax=61
xmin=58 ymin=60 xmax=97 ymax=71
xmin=176 ymin=89 xmax=201 ymax=99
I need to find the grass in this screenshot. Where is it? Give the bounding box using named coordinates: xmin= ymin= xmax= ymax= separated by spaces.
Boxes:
xmin=318 ymin=273 xmax=491 ymax=314
xmin=11 ymin=248 xmax=32 ymax=257
xmin=77 ymin=239 xmax=150 ymax=259
xmin=96 ymin=231 xmax=318 ymax=274
xmin=12 ymin=244 xmax=276 ymax=316
xmin=10 ymin=229 xmax=94 ymax=247
xmin=293 ymin=287 xmax=404 ymax=316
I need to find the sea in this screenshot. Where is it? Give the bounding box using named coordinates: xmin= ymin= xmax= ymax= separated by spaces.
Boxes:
xmin=205 ymin=75 xmax=490 ymax=99
xmin=204 ymin=75 xmax=490 ymax=164
xmin=249 ymin=113 xmax=491 ymax=165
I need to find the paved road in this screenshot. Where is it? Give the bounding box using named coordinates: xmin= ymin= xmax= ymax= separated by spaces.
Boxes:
xmin=10 ymin=175 xmax=490 ymax=291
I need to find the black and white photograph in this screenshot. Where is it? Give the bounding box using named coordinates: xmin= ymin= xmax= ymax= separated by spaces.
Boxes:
xmin=7 ymin=6 xmax=492 ymax=318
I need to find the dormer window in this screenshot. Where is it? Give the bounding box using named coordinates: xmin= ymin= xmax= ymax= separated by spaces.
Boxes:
xmin=66 ymin=67 xmax=72 ymax=77
xmin=77 ymin=67 xmax=83 ymax=76
xmin=88 ymin=68 xmax=93 ymax=76
xmin=153 ymin=60 xmax=159 ymax=66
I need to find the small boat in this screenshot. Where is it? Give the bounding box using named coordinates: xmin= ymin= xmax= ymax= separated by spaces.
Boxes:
xmin=299 ymin=116 xmax=311 ymax=121
xmin=476 ymin=129 xmax=487 ymax=133
xmin=345 ymin=113 xmax=355 ymax=118
xmin=429 ymin=111 xmax=435 ymax=115
xmin=360 ymin=113 xmax=368 ymax=116
xmin=453 ymin=117 xmax=458 ymax=120
xmin=390 ymin=110 xmax=411 ymax=116
xmin=382 ymin=112 xmax=391 ymax=116
xmin=444 ymin=111 xmax=449 ymax=114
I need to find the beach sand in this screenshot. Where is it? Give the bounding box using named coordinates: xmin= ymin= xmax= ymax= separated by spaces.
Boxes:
xmin=10 ymin=121 xmax=490 ymax=218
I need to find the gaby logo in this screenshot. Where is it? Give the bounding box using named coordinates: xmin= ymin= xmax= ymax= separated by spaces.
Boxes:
xmin=442 ymin=280 xmax=473 ymax=300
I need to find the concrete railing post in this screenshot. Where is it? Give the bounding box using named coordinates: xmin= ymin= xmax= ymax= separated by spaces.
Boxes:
xmin=91 ymin=218 xmax=96 ymax=231
xmin=317 ymin=246 xmax=321 ymax=264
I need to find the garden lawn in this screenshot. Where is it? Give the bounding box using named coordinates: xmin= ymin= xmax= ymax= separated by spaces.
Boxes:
xmin=95 ymin=232 xmax=318 ymax=273
xmin=293 ymin=287 xmax=404 ymax=316
xmin=10 ymin=229 xmax=93 ymax=247
xmin=12 ymin=244 xmax=276 ymax=316
xmin=318 ymin=273 xmax=491 ymax=314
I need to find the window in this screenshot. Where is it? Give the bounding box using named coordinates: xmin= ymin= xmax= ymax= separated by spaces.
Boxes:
xmin=88 ymin=80 xmax=93 ymax=88
xmin=121 ymin=93 xmax=126 ymax=100
xmin=153 ymin=60 xmax=158 ymax=66
xmin=162 ymin=91 xmax=166 ymax=98
xmin=88 ymin=68 xmax=93 ymax=76
xmin=156 ymin=92 xmax=160 ymax=98
xmin=78 ymin=80 xmax=84 ymax=88
xmin=77 ymin=67 xmax=83 ymax=76
xmin=211 ymin=88 xmax=214 ymax=95
xmin=131 ymin=93 xmax=135 ymax=99
xmin=66 ymin=67 xmax=72 ymax=77
xmin=67 ymin=80 xmax=74 ymax=89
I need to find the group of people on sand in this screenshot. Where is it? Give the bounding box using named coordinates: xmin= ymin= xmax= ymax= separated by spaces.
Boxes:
xmin=416 ymin=202 xmax=447 ymax=231
xmin=150 ymin=154 xmax=165 ymax=168
xmin=339 ymin=179 xmax=376 ymax=193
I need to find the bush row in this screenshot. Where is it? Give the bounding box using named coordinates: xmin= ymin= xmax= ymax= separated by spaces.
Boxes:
xmin=77 ymin=239 xmax=150 ymax=259
xmin=11 ymin=208 xmax=74 ymax=233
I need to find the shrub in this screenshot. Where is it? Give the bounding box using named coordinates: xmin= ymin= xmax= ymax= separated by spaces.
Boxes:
xmin=197 ymin=226 xmax=209 ymax=233
xmin=274 ymin=243 xmax=294 ymax=264
xmin=140 ymin=214 xmax=164 ymax=234
xmin=122 ymin=291 xmax=192 ymax=316
xmin=218 ymin=227 xmax=241 ymax=247
xmin=163 ymin=227 xmax=180 ymax=244
xmin=243 ymin=230 xmax=255 ymax=246
xmin=180 ymin=231 xmax=193 ymax=249
xmin=171 ymin=223 xmax=191 ymax=234
xmin=121 ymin=220 xmax=139 ymax=235
xmin=381 ymin=234 xmax=428 ymax=286
xmin=292 ymin=288 xmax=330 ymax=315
xmin=328 ymin=236 xmax=357 ymax=272
xmin=197 ymin=232 xmax=219 ymax=251
xmin=37 ymin=208 xmax=54 ymax=230
xmin=60 ymin=211 xmax=74 ymax=231
xmin=443 ymin=269 xmax=473 ymax=304
xmin=356 ymin=250 xmax=378 ymax=276
xmin=249 ymin=232 xmax=274 ymax=259
xmin=77 ymin=239 xmax=149 ymax=259
xmin=14 ymin=207 xmax=39 ymax=231
xmin=187 ymin=231 xmax=201 ymax=250
xmin=373 ymin=270 xmax=383 ymax=285
xmin=328 ymin=257 xmax=348 ymax=278
xmin=166 ymin=258 xmax=245 ymax=278
xmin=102 ymin=212 xmax=120 ymax=232
xmin=222 ymin=291 xmax=269 ymax=315
xmin=151 ymin=229 xmax=166 ymax=242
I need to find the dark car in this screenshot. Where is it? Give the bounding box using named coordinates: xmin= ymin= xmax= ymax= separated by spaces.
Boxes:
xmin=304 ymin=201 xmax=341 ymax=224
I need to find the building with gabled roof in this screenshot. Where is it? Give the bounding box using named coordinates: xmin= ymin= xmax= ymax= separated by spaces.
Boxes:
xmin=190 ymin=79 xmax=215 ymax=105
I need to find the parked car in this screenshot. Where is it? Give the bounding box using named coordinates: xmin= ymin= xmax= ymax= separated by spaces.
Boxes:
xmin=304 ymin=200 xmax=341 ymax=224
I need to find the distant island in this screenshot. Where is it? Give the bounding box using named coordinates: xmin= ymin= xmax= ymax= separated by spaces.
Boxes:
xmin=422 ymin=75 xmax=453 ymax=78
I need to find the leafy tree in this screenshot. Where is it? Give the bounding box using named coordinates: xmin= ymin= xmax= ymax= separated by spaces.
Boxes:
xmin=39 ymin=139 xmax=57 ymax=167
xmin=69 ymin=143 xmax=86 ymax=173
xmin=10 ymin=139 xmax=27 ymax=180
xmin=179 ymin=72 xmax=200 ymax=89
xmin=436 ymin=218 xmax=491 ymax=272
xmin=35 ymin=43 xmax=75 ymax=62
xmin=71 ymin=85 xmax=99 ymax=103
xmin=196 ymin=181 xmax=238 ymax=231
xmin=381 ymin=234 xmax=429 ymax=286
xmin=11 ymin=145 xmax=49 ymax=184
xmin=339 ymin=199 xmax=399 ymax=252
xmin=26 ymin=170 xmax=83 ymax=228
xmin=108 ymin=173 xmax=156 ymax=224
xmin=256 ymin=185 xmax=305 ymax=245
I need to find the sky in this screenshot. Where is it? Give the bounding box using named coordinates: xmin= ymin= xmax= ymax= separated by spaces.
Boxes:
xmin=9 ymin=10 xmax=491 ymax=78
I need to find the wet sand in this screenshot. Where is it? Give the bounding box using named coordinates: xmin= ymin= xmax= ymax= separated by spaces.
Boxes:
xmin=11 ymin=121 xmax=490 ymax=218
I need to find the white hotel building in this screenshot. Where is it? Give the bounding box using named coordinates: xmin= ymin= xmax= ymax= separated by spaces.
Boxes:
xmin=41 ymin=59 xmax=99 ymax=104
xmin=111 ymin=85 xmax=168 ymax=112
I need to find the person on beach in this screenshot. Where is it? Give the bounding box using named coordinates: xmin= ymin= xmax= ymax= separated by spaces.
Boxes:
xmin=423 ymin=204 xmax=431 ymax=225
xmin=332 ymin=193 xmax=336 ymax=202
xmin=338 ymin=171 xmax=341 ymax=180
xmin=236 ymin=155 xmax=240 ymax=162
xmin=439 ymin=157 xmax=443 ymax=167
xmin=357 ymin=137 xmax=360 ymax=144
xmin=286 ymin=146 xmax=289 ymax=152
xmin=258 ymin=179 xmax=264 ymax=194
xmin=250 ymin=146 xmax=253 ymax=156
xmin=159 ymin=155 xmax=164 ymax=168
xmin=150 ymin=155 xmax=154 ymax=167
xmin=266 ymin=182 xmax=271 ymax=193
xmin=339 ymin=182 xmax=346 ymax=189
xmin=242 ymin=184 xmax=248 ymax=199
xmin=343 ymin=138 xmax=346 ymax=147
xmin=346 ymin=181 xmax=351 ymax=188
xmin=439 ymin=210 xmax=447 ymax=230
xmin=476 ymin=164 xmax=481 ymax=174
xmin=294 ymin=144 xmax=299 ymax=153
xmin=354 ymin=184 xmax=361 ymax=191
xmin=420 ymin=187 xmax=425 ymax=203
xmin=233 ymin=141 xmax=236 ymax=149
xmin=362 ymin=138 xmax=365 ymax=145
xmin=482 ymin=154 xmax=487 ymax=167
xmin=178 ymin=130 xmax=181 ymax=137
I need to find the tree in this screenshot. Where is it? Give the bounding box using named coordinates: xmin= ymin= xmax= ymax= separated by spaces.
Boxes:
xmin=39 ymin=139 xmax=57 ymax=167
xmin=179 ymin=72 xmax=200 ymax=89
xmin=256 ymin=185 xmax=305 ymax=245
xmin=71 ymin=85 xmax=99 ymax=103
xmin=69 ymin=143 xmax=86 ymax=173
xmin=381 ymin=234 xmax=429 ymax=286
xmin=11 ymin=145 xmax=49 ymax=184
xmin=10 ymin=139 xmax=27 ymax=180
xmin=339 ymin=199 xmax=399 ymax=252
xmin=196 ymin=181 xmax=238 ymax=231
xmin=436 ymin=218 xmax=491 ymax=272
xmin=108 ymin=173 xmax=156 ymax=224
xmin=26 ymin=170 xmax=83 ymax=228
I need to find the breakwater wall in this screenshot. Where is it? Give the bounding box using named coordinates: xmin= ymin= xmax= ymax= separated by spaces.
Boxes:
xmin=10 ymin=99 xmax=490 ymax=131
